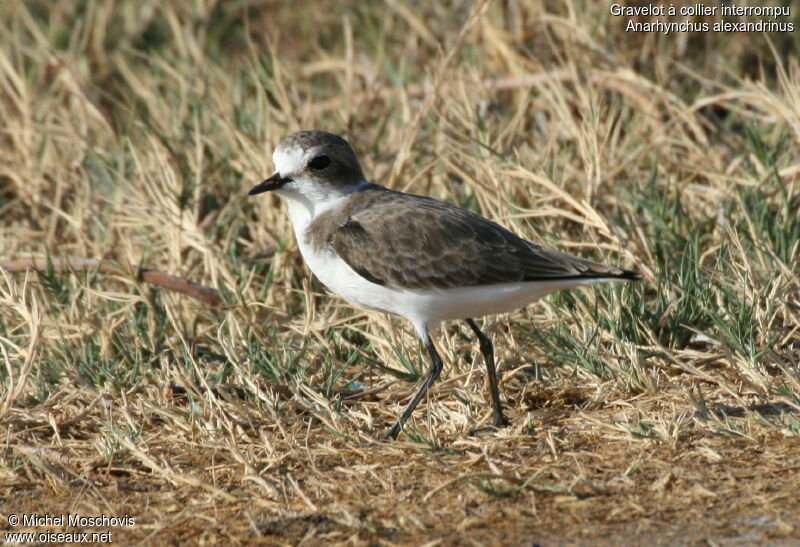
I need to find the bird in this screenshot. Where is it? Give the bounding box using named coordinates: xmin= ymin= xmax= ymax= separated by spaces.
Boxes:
xmin=249 ymin=130 xmax=639 ymax=439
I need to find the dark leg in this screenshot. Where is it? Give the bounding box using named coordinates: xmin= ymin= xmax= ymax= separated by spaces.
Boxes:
xmin=465 ymin=318 xmax=507 ymax=427
xmin=383 ymin=330 xmax=444 ymax=440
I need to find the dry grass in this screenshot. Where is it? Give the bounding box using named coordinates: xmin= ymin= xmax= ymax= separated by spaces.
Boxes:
xmin=2 ymin=0 xmax=800 ymax=544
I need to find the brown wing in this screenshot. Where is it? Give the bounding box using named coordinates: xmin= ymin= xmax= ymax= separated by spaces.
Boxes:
xmin=328 ymin=190 xmax=637 ymax=289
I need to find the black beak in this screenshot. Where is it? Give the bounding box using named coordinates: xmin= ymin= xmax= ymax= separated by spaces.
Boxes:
xmin=248 ymin=173 xmax=291 ymax=195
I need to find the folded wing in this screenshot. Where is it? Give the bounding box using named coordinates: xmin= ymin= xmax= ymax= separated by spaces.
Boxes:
xmin=328 ymin=190 xmax=638 ymax=289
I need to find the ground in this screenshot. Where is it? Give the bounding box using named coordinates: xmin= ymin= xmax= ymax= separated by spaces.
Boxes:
xmin=1 ymin=1 xmax=799 ymax=545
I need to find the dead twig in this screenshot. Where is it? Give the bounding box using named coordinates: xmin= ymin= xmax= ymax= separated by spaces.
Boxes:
xmin=0 ymin=257 xmax=224 ymax=307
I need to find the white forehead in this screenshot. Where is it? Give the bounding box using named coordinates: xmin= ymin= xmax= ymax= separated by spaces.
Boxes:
xmin=273 ymin=143 xmax=325 ymax=176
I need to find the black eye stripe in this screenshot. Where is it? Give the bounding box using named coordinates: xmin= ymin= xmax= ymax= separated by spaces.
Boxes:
xmin=309 ymin=155 xmax=331 ymax=171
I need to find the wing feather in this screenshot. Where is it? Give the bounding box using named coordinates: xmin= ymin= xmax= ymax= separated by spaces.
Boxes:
xmin=327 ymin=189 xmax=637 ymax=289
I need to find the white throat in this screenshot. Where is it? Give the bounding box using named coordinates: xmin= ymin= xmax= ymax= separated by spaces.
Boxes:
xmin=277 ymin=179 xmax=368 ymax=240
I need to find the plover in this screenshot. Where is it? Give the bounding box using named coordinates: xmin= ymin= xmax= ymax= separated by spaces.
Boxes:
xmin=250 ymin=130 xmax=639 ymax=439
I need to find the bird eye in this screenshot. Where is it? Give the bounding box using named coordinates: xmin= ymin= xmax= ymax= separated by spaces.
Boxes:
xmin=308 ymin=155 xmax=331 ymax=171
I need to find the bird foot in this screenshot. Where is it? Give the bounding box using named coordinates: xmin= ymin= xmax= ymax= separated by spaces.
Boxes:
xmin=493 ymin=413 xmax=509 ymax=428
xmin=469 ymin=413 xmax=509 ymax=436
